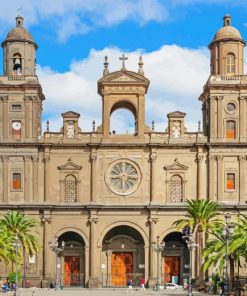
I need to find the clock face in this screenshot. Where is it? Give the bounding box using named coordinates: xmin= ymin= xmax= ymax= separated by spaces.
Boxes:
xmin=12 ymin=121 xmax=21 ymax=130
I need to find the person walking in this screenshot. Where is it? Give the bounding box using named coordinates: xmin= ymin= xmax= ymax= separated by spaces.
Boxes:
xmin=140 ymin=278 xmax=145 ymax=291
xmin=128 ymin=279 xmax=133 ymax=292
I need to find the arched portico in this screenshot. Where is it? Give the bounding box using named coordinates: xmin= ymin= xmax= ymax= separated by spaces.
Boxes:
xmin=56 ymin=230 xmax=88 ymax=287
xmin=100 ymin=224 xmax=147 ymax=287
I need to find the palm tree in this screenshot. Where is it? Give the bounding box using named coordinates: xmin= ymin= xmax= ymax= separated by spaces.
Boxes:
xmin=173 ymin=199 xmax=223 ymax=279
xmin=0 ymin=210 xmax=40 ymax=256
xmin=0 ymin=224 xmax=15 ymax=263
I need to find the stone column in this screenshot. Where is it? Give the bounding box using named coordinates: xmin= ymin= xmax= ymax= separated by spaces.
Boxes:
xmin=2 ymin=96 xmax=9 ymax=140
xmin=239 ymin=155 xmax=246 ymax=202
xmin=89 ymin=215 xmax=100 ymax=287
xmin=144 ymin=246 xmax=149 ymax=284
xmin=196 ymin=155 xmax=204 ymax=200
xmin=0 ymin=157 xmax=3 ymax=202
xmin=3 ymin=156 xmax=9 ymax=203
xmin=24 ymin=156 xmax=32 ymax=202
xmin=210 ymin=97 xmax=217 ymax=139
xmin=217 ymin=96 xmax=223 ymax=139
xmin=33 ymin=156 xmax=39 ymax=202
xmin=138 ymin=94 xmax=145 ymax=135
xmin=106 ymin=250 xmax=112 ymax=286
xmin=239 ymin=96 xmax=247 ymax=141
xmin=41 ymin=213 xmax=52 ymax=286
xmin=150 ymin=150 xmax=157 ymax=204
xmin=217 ymin=156 xmax=224 ymax=201
xmin=43 ymin=153 xmax=50 ymax=202
xmin=209 ymin=156 xmax=215 ymax=201
xmin=24 ymin=97 xmax=31 ymax=139
xmin=90 ymin=150 xmax=97 ymax=203
xmin=148 ymin=216 xmax=158 ymax=285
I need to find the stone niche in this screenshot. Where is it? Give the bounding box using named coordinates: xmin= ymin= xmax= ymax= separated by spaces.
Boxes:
xmin=166 ymin=111 xmax=187 ymax=139
xmin=61 ymin=111 xmax=81 ymax=138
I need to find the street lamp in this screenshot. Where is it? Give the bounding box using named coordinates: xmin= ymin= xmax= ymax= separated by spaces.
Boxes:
xmin=12 ymin=235 xmax=20 ymax=296
xmin=152 ymin=235 xmax=165 ymax=291
xmin=183 ymin=227 xmax=197 ymax=296
xmin=49 ymin=236 xmax=65 ymax=290
xmin=222 ymin=213 xmax=234 ymax=296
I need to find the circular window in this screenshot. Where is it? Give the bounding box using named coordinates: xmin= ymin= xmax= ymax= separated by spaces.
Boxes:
xmin=106 ymin=160 xmax=140 ymax=195
xmin=226 ymin=102 xmax=236 ymax=113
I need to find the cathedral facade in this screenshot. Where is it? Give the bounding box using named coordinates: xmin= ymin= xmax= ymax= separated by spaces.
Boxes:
xmin=0 ymin=15 xmax=247 ymax=288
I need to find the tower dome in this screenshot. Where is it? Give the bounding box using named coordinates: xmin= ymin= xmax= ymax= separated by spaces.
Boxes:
xmin=209 ymin=15 xmax=245 ymax=76
xmin=1 ymin=16 xmax=38 ymax=76
xmin=212 ymin=15 xmax=243 ymax=43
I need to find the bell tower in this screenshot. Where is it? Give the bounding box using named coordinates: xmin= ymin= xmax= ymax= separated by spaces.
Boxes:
xmin=97 ymin=55 xmax=150 ymax=137
xmin=200 ymin=15 xmax=247 ymax=142
xmin=1 ymin=16 xmax=38 ymax=76
xmin=0 ymin=16 xmax=44 ymax=142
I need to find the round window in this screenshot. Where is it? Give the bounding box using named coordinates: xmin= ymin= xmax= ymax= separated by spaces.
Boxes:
xmin=226 ymin=103 xmax=236 ymax=113
xmin=106 ymin=160 xmax=140 ymax=195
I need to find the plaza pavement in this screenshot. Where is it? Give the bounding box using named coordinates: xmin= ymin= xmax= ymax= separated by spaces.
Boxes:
xmin=3 ymin=287 xmax=214 ymax=296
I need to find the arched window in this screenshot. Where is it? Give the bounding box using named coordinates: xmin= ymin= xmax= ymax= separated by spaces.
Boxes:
xmin=226 ymin=120 xmax=236 ymax=139
xmin=13 ymin=53 xmax=22 ymax=75
xmin=64 ymin=174 xmax=77 ymax=203
xmin=226 ymin=53 xmax=235 ymax=75
xmin=170 ymin=175 xmax=183 ymax=203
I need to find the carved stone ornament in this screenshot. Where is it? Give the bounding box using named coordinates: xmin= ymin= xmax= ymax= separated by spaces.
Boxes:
xmin=105 ymin=159 xmax=141 ymax=196
xmin=66 ymin=121 xmax=75 ymax=138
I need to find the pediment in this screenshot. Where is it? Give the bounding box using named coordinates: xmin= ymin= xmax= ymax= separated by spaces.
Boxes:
xmin=58 ymin=158 xmax=82 ymax=171
xmin=167 ymin=111 xmax=186 ymax=118
xmin=164 ymin=159 xmax=188 ymax=171
xmin=98 ymin=70 xmax=149 ymax=84
xmin=62 ymin=111 xmax=80 ymax=118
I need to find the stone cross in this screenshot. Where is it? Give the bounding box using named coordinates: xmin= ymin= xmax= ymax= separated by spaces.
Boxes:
xmin=119 ymin=54 xmax=128 ymax=71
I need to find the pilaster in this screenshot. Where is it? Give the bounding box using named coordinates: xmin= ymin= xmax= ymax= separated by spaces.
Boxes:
xmin=2 ymin=96 xmax=9 ymax=140
xmin=24 ymin=156 xmax=32 ymax=202
xmin=196 ymin=155 xmax=204 ymax=200
xmin=217 ymin=155 xmax=224 ymax=201
xmin=209 ymin=155 xmax=216 ymax=200
xmin=148 ymin=216 xmax=159 ymax=284
xmin=43 ymin=153 xmax=50 ymax=202
xmin=239 ymin=155 xmax=246 ymax=202
xmin=33 ymin=156 xmax=39 ymax=202
xmin=210 ymin=96 xmax=217 ymax=139
xmin=90 ymin=150 xmax=97 ymax=203
xmin=150 ymin=149 xmax=157 ymax=204
xmin=24 ymin=97 xmax=32 ymax=139
xmin=2 ymin=156 xmax=9 ymax=202
xmin=239 ymin=96 xmax=247 ymax=141
xmin=217 ymin=96 xmax=223 ymax=139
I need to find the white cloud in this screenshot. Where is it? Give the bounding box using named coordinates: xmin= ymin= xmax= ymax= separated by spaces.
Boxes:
xmin=0 ymin=0 xmax=168 ymax=41
xmin=38 ymin=44 xmax=210 ymax=133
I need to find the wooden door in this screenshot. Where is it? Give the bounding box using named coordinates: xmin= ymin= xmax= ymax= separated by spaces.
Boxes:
xmin=164 ymin=256 xmax=180 ymax=283
xmin=111 ymin=252 xmax=133 ymax=286
xmin=64 ymin=256 xmax=80 ymax=287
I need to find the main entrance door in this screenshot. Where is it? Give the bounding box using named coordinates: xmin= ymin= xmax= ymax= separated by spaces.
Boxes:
xmin=111 ymin=252 xmax=133 ymax=286
xmin=164 ymin=256 xmax=180 ymax=284
xmin=64 ymin=256 xmax=80 ymax=287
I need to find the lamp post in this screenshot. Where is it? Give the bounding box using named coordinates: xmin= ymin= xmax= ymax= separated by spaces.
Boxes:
xmin=222 ymin=213 xmax=234 ymax=296
xmin=49 ymin=236 xmax=65 ymax=290
xmin=183 ymin=227 xmax=197 ymax=296
xmin=153 ymin=235 xmax=165 ymax=291
xmin=13 ymin=235 xmax=20 ymax=296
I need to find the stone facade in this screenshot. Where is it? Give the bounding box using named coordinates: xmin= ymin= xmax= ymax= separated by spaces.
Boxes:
xmin=0 ymin=15 xmax=247 ymax=288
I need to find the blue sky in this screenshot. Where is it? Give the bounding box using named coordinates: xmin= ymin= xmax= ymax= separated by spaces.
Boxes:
xmin=0 ymin=0 xmax=247 ymax=133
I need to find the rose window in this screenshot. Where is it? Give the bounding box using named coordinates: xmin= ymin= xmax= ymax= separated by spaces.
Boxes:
xmin=107 ymin=161 xmax=140 ymax=195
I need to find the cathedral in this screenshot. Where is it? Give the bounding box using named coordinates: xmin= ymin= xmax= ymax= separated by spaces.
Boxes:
xmin=0 ymin=14 xmax=247 ymax=288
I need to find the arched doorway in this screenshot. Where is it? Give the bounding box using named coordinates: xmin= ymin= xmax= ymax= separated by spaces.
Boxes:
xmin=162 ymin=232 xmax=189 ymax=286
xmin=59 ymin=231 xmax=86 ymax=287
xmin=102 ymin=225 xmax=145 ymax=287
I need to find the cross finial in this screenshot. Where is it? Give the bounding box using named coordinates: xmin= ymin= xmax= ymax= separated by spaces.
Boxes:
xmin=138 ymin=55 xmax=144 ymax=75
xmin=119 ymin=54 xmax=128 ymax=71
xmin=103 ymin=56 xmax=109 ymax=76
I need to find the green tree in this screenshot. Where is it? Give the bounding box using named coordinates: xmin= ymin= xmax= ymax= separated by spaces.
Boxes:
xmin=173 ymin=199 xmax=223 ymax=279
xmin=0 ymin=210 xmax=40 ymax=256
xmin=0 ymin=224 xmax=15 ymax=263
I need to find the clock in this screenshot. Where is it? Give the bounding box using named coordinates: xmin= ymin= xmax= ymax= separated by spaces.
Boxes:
xmin=12 ymin=121 xmax=21 ymax=130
